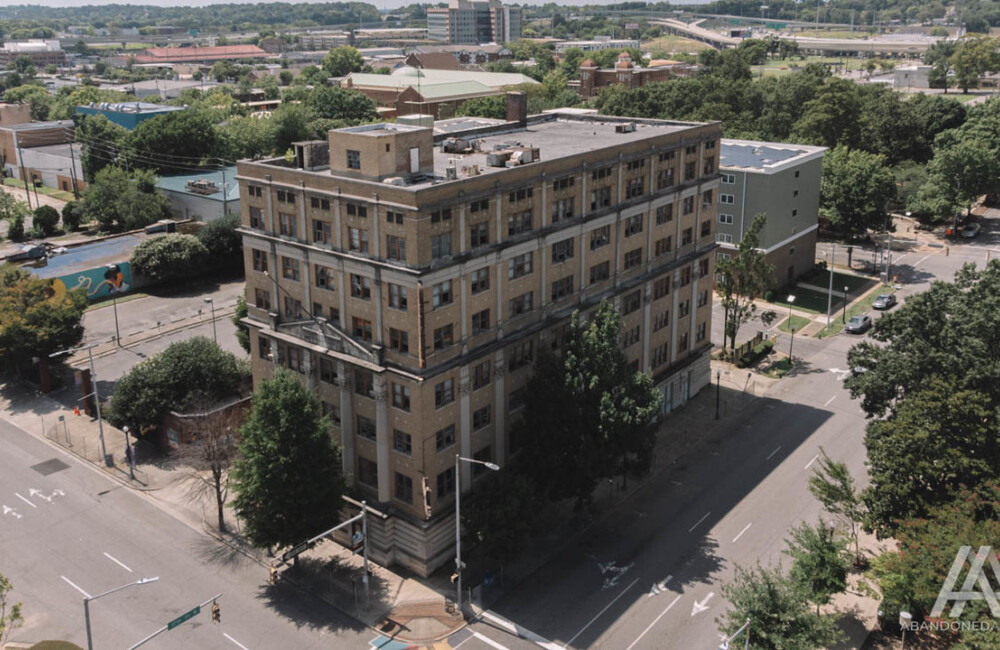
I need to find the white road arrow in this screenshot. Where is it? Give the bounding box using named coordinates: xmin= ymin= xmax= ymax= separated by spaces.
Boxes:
xmin=3 ymin=505 xmax=22 ymax=519
xmin=691 ymin=592 xmax=714 ymax=616
xmin=598 ymin=561 xmax=635 ymax=590
xmin=648 ymin=575 xmax=673 ymax=597
xmin=29 ymin=488 xmax=65 ymax=502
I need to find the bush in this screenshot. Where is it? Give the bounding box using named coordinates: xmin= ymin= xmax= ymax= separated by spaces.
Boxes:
xmin=735 ymin=339 xmax=774 ymax=368
xmin=130 ymin=233 xmax=209 ymax=283
xmin=196 ymin=213 xmax=242 ymax=267
xmin=33 ymin=205 xmax=60 ymax=235
xmin=7 ymin=214 xmax=24 ymax=241
xmin=61 ymin=201 xmax=82 ymax=230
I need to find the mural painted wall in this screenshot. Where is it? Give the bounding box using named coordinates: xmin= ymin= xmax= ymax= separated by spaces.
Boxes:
xmin=49 ymin=262 xmax=133 ymax=301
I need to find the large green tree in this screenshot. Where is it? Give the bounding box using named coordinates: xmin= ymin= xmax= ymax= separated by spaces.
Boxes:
xmin=914 ymin=138 xmax=1000 ymax=223
xmin=321 ymin=45 xmax=364 ymax=77
xmin=232 ymin=369 xmax=344 ymax=550
xmin=75 ymin=113 xmax=128 ymax=183
xmin=461 ymin=468 xmax=542 ymax=563
xmin=807 ymin=449 xmax=865 ymax=565
xmin=303 ymin=85 xmax=377 ymax=123
xmin=130 ymin=233 xmax=209 ymax=283
xmin=783 ymin=520 xmax=849 ymax=612
xmin=819 ymin=145 xmax=896 ymax=241
xmin=81 ymin=166 xmax=171 ymax=232
xmin=950 ymin=34 xmax=1000 ymax=94
xmin=717 ymin=214 xmax=774 ymax=352
xmin=127 ymin=109 xmax=222 ymax=173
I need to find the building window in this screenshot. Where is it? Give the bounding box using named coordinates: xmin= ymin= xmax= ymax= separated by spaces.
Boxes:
xmin=683 ymin=196 xmax=695 ymax=215
xmin=392 ymin=383 xmax=411 ymax=411
xmin=699 ymin=258 xmax=710 ymax=277
xmin=703 ymin=157 xmax=715 ymax=175
xmin=352 ymin=317 xmax=373 ymax=342
xmin=718 ymin=213 xmax=734 ymax=224
xmin=433 ymin=324 xmax=454 ymax=351
xmin=657 ymin=168 xmax=675 ymax=190
xmin=720 ymin=194 xmax=735 ymax=205
xmin=281 ymin=257 xmax=300 ymax=281
xmin=322 ymin=400 xmax=341 ymax=425
xmin=722 ymin=173 xmax=735 ymax=184
xmin=395 ymin=472 xmax=413 ymax=504
xmin=470 ymin=222 xmax=489 ymax=248
xmin=470 ymin=268 xmax=489 ymax=294
xmin=350 ymin=274 xmax=371 ymax=300
xmin=354 ymin=369 xmax=373 ymax=397
xmin=313 ymin=219 xmax=331 ymax=244
xmin=652 ymin=343 xmax=668 ymax=368
xmin=252 ymin=249 xmax=268 ymax=272
xmin=621 ymin=325 xmax=640 ymax=348
xmin=283 ymin=297 xmax=303 ymax=319
xmin=469 ymin=198 xmax=489 ymax=213
xmin=625 ymin=177 xmax=644 ymax=199
xmin=590 ymin=187 xmax=612 ymax=211
xmin=435 ymin=379 xmax=454 ymax=407
xmin=394 ymin=430 xmax=412 ymax=455
xmin=553 ymin=197 xmax=575 ymax=222
xmin=320 ymin=358 xmax=337 ymax=383
xmin=435 ymin=424 xmax=456 ymax=450
xmin=702 ymin=190 xmax=713 ymax=207
xmin=508 ymin=292 xmax=534 ymax=318
xmin=685 ymin=145 xmax=698 ymax=155
xmin=622 ymin=290 xmax=641 ymax=315
xmin=679 ymin=331 xmax=689 ymax=352
xmin=659 ymin=151 xmax=676 ymax=162
xmin=356 ymin=415 xmax=376 ymax=440
xmin=679 ymin=299 xmax=691 ymax=318
xmin=508 ymin=211 xmax=533 ymax=236
xmin=590 ymin=226 xmax=610 ymax=250
xmin=697 ymin=289 xmax=709 ymax=308
xmin=554 ymin=176 xmax=575 ymax=191
xmin=701 ymin=220 xmax=712 ymax=237
xmin=792 ymin=209 xmax=798 ymax=217
xmin=685 ymin=161 xmax=696 ymax=181
xmin=508 ymin=341 xmax=533 ymax=370
xmin=624 ymin=248 xmax=642 ymax=270
xmin=432 ymin=280 xmax=453 ymax=308
xmin=624 ymin=214 xmax=643 ymax=237
xmin=248 ymin=185 xmax=263 ymax=198
xmin=387 ymin=283 xmax=408 ymax=311
xmin=551 ymin=276 xmax=574 ymax=301
xmin=386 ymin=235 xmax=406 ymax=261
xmin=472 ymin=309 xmax=490 ymax=335
xmin=508 ymin=252 xmax=533 ymax=280
xmin=653 ymin=276 xmax=670 ymax=299
xmin=254 ymin=288 xmax=270 ymax=310
xmin=347 ymin=150 xmax=361 ymax=170
xmin=315 ymin=265 xmax=334 ymax=291
xmin=348 ymin=227 xmax=369 ymax=253
xmin=509 ymin=386 xmax=527 ymax=411
xmin=358 ymin=457 xmax=377 ymax=487
xmin=386 ymin=210 xmax=404 ymax=224
xmin=258 ymin=337 xmax=271 ymax=360
xmin=552 ymin=238 xmax=574 ymax=263
xmin=696 ymin=321 xmax=707 ymax=342
xmin=473 ymin=406 xmax=491 ymax=429
xmin=473 ymin=360 xmax=491 ymax=389
xmin=278 ymin=212 xmax=296 ymax=237
xmin=795 ymin=170 xmax=800 ymax=178
xmin=654 ymin=309 xmax=670 ymax=331
xmin=437 ymin=466 xmax=455 ymax=498
xmin=310 ymin=196 xmax=331 ymax=211
xmin=277 ymin=190 xmax=295 ymax=205
xmin=590 ymin=261 xmax=610 ymax=284
xmin=680 ymin=266 xmax=693 ymax=287
xmin=389 ymin=328 xmax=409 ymax=353
xmin=508 ymin=187 xmax=533 ymax=203
xmin=249 ymin=206 xmax=263 ymax=229
xmin=682 ymin=228 xmax=693 ymax=246
xmin=656 ymin=204 xmax=673 ymax=224
xmin=655 ymin=237 xmax=672 ymax=257
xmin=717 ymin=233 xmax=734 ymax=244
xmin=431 ymin=232 xmax=452 ymax=259
xmin=346 ymin=203 xmax=368 ymax=218
xmin=431 ymin=208 xmax=452 ymax=223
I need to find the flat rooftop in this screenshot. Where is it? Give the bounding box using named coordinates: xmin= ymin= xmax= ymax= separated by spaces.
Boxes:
xmin=720 ymin=139 xmax=826 ymax=172
xmin=77 ymin=102 xmax=185 ymax=115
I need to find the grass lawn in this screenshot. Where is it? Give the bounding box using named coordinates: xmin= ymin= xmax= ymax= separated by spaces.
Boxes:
xmin=799 ymin=267 xmax=876 ymax=294
xmin=762 ymin=357 xmax=793 ymax=379
xmin=772 ymin=287 xmax=842 ymax=314
xmin=642 ymin=35 xmax=714 ymax=53
xmin=817 ymin=285 xmax=891 ymax=337
xmin=778 ymin=314 xmax=811 ymax=334
xmin=3 ymin=177 xmax=75 ymax=201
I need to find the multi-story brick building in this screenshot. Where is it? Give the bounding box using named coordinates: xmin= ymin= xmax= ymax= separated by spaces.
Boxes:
xmin=236 ymin=97 xmax=720 ymax=576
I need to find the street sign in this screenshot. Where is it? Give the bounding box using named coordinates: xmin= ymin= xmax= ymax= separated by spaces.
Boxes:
xmin=167 ymin=605 xmax=200 ymax=630
xmin=281 ymin=541 xmax=310 ymax=563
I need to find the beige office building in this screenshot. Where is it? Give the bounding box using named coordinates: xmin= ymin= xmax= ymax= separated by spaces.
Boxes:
xmin=236 ymin=99 xmax=720 ymax=576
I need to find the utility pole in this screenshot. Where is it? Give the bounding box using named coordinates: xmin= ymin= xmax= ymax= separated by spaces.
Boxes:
xmin=16 ymin=138 xmax=32 ymax=211
xmin=51 ymin=345 xmax=109 ymax=467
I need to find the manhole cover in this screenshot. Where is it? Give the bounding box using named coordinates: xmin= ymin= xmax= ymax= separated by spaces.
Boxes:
xmin=31 ymin=458 xmax=70 ymax=476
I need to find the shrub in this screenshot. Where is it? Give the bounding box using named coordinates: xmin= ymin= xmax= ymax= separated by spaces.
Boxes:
xmin=196 ymin=213 xmax=242 ymax=268
xmin=130 ymin=234 xmax=209 ymax=283
xmin=33 ymin=205 xmax=60 ymax=235
xmin=61 ymin=201 xmax=82 ymax=230
xmin=7 ymin=215 xmax=24 ymax=242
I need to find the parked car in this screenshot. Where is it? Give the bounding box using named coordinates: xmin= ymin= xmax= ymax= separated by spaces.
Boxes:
xmin=845 ymin=315 xmax=873 ymax=334
xmin=872 ymin=294 xmax=897 ymax=310
xmin=962 ymin=223 xmax=982 ymax=239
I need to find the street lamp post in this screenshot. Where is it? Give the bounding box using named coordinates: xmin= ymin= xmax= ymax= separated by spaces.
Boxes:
xmin=787 ymin=295 xmax=796 ymax=363
xmin=51 ymin=344 xmax=110 ymax=467
xmin=825 ymin=247 xmax=834 ymax=330
xmin=204 ymin=297 xmax=217 ymax=344
xmin=123 ymin=425 xmax=134 ymax=480
xmin=842 ymin=286 xmax=849 ymax=323
xmin=717 ymin=617 xmax=751 ymax=649
xmin=715 ymin=370 xmax=721 ymax=419
xmin=107 ymin=264 xmax=121 ymax=346
xmin=84 ymin=576 xmax=159 ymax=650
xmin=454 ymin=454 xmax=500 ymax=615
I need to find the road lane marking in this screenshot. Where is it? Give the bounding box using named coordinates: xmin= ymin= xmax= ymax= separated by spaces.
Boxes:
xmin=691 ymin=592 xmax=714 ymax=616
xmin=103 ymin=552 xmax=133 ymax=573
xmin=473 ymin=631 xmax=509 ymax=649
xmin=824 ymin=395 xmax=837 ymax=407
xmin=223 ymin=633 xmax=251 ymax=650
xmin=914 ymin=255 xmax=930 ymax=266
xmin=563 ymin=578 xmax=639 ymax=647
xmin=481 ymin=610 xmax=518 ymax=634
xmin=61 ymin=575 xmax=91 ymax=598
xmin=732 ymin=523 xmax=752 ymax=543
xmin=766 ymin=446 xmax=781 ymax=460
xmin=453 ymin=634 xmax=475 ymax=649
xmin=688 ymin=511 xmax=711 ymax=533
xmin=804 ymin=454 xmax=819 ymax=470
xmin=648 ymin=575 xmax=672 ymax=597
xmin=15 ymin=493 xmax=36 ymax=508
xmin=624 ymin=595 xmax=681 ymax=650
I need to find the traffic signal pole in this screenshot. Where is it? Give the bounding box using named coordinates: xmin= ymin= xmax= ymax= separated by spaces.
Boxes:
xmin=127 ymin=593 xmax=222 ymax=649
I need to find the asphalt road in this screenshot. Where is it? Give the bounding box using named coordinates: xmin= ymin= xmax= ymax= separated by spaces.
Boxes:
xmin=0 ymin=418 xmax=372 ymax=649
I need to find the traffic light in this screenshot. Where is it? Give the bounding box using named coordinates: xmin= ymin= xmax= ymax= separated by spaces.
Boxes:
xmin=450 ymin=572 xmax=459 ymax=583
xmin=211 ymin=601 xmax=220 ymax=623
xmin=269 ymin=566 xmax=278 ymax=586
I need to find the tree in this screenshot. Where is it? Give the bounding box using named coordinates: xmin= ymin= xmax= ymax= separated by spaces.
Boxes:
xmin=793 ymin=78 xmax=862 ymax=149
xmin=0 ymin=573 xmax=22 ymax=647
xmin=925 ymin=40 xmax=956 ymax=92
xmin=950 ymin=34 xmax=1000 ymax=93
xmin=75 ymin=113 xmax=128 ymax=183
xmin=0 ymin=190 xmax=30 ymax=225
xmin=32 ymin=205 xmax=59 ymax=236
xmin=716 ymin=214 xmax=773 ymax=352
xmin=232 ymin=369 xmax=344 ymax=550
xmin=278 ymin=70 xmax=293 ymax=86
xmin=269 ymin=103 xmax=313 ymax=154
xmin=195 ymin=213 xmax=242 ymax=268
xmin=179 ymin=408 xmax=239 ymax=532
xmin=303 ymin=85 xmax=377 ymax=123
xmin=220 ymin=115 xmax=274 ymax=160
xmin=783 ymin=520 xmax=849 ymax=612
xmin=81 ymin=166 xmax=171 ymax=232
xmin=130 ymin=234 xmax=209 ymax=283
xmin=915 ymin=139 xmax=1000 ymax=223
xmin=716 ymin=563 xmax=845 ymax=650
xmin=0 ymin=264 xmax=87 ymax=373
xmin=107 ymin=337 xmax=249 ymax=435
xmin=232 ymin=294 xmax=250 ymax=354
xmin=819 ymin=146 xmax=896 ymax=242
xmin=807 ymin=449 xmax=864 ymax=565
xmin=127 ymin=109 xmax=222 ymax=174
xmin=456 ymin=95 xmax=506 ymax=120
xmin=461 ymin=468 xmax=542 ymax=563
xmin=61 ymin=200 xmax=83 ymax=231
xmin=322 ymin=45 xmax=364 ymax=77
